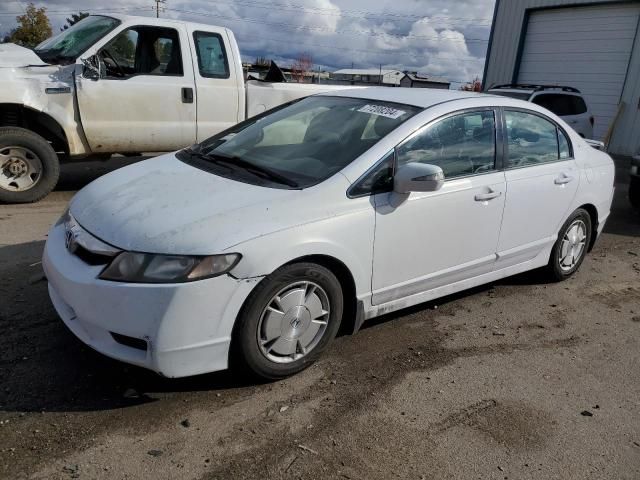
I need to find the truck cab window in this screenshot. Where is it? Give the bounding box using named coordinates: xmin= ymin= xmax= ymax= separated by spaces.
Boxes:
xmin=101 ymin=26 xmax=183 ymax=78
xmin=193 ymin=31 xmax=230 ymax=78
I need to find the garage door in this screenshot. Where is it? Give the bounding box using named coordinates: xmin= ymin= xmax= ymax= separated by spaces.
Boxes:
xmin=517 ymin=3 xmax=640 ymax=140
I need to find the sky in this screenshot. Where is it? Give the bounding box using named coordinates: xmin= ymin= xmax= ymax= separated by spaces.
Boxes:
xmin=0 ymin=0 xmax=496 ymax=86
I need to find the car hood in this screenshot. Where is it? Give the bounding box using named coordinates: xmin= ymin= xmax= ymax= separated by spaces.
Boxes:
xmin=70 ymin=153 xmax=339 ymax=255
xmin=0 ymin=43 xmax=49 ymax=67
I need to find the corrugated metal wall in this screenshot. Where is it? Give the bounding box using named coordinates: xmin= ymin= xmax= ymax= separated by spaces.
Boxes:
xmin=483 ymin=0 xmax=640 ymax=155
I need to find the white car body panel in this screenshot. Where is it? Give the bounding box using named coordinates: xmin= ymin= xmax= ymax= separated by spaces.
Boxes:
xmin=245 ymin=81 xmax=361 ymax=119
xmin=0 ymin=14 xmax=359 ymax=157
xmin=0 ymin=47 xmax=90 ymax=155
xmin=43 ymin=88 xmax=615 ymax=377
xmin=372 ymin=171 xmax=506 ymax=305
xmin=0 ymin=42 xmax=48 ymax=67
xmin=497 ymin=159 xmax=580 ymax=268
xmin=75 ymin=18 xmax=198 ymax=152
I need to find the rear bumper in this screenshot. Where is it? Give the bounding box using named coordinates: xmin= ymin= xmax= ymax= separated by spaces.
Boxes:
xmin=43 ymin=222 xmax=259 ymax=377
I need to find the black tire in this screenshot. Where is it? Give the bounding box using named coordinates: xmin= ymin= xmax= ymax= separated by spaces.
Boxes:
xmin=0 ymin=127 xmax=60 ymax=204
xmin=232 ymin=262 xmax=344 ymax=380
xmin=630 ymin=176 xmax=640 ymax=210
xmin=547 ymin=208 xmax=592 ymax=281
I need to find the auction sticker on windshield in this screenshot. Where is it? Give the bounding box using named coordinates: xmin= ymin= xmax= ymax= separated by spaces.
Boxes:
xmin=357 ymin=104 xmax=406 ymax=119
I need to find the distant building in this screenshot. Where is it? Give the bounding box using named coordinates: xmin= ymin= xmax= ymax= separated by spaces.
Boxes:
xmin=329 ymin=69 xmax=404 ymax=87
xmin=399 ymin=72 xmax=450 ymax=89
xmin=483 ymin=0 xmax=640 ymax=155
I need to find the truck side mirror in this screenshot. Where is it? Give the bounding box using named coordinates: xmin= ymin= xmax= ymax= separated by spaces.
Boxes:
xmin=81 ymin=55 xmax=103 ymax=81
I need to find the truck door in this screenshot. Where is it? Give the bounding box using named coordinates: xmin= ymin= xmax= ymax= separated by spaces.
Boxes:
xmin=186 ymin=26 xmax=242 ymax=141
xmin=76 ymin=23 xmax=196 ymax=153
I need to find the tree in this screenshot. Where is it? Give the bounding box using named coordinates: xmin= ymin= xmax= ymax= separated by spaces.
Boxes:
xmin=9 ymin=3 xmax=52 ymax=48
xmin=61 ymin=12 xmax=89 ymax=31
xmin=254 ymin=56 xmax=270 ymax=67
xmin=291 ymin=53 xmax=313 ymax=83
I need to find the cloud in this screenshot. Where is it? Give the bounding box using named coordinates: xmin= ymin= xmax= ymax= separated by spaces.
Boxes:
xmin=0 ymin=0 xmax=495 ymax=85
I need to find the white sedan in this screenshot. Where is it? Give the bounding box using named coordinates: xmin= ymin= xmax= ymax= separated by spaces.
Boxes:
xmin=43 ymin=88 xmax=615 ymax=379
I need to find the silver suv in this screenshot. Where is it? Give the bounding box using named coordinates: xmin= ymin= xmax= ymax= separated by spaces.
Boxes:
xmin=487 ymin=84 xmax=594 ymax=139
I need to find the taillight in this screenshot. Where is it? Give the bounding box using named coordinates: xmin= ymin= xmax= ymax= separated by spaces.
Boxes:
xmin=589 ymin=116 xmax=595 ymax=127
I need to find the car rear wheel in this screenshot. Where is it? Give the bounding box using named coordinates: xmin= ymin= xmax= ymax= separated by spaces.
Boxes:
xmin=0 ymin=127 xmax=60 ymax=204
xmin=232 ymin=262 xmax=343 ymax=380
xmin=547 ymin=208 xmax=592 ymax=281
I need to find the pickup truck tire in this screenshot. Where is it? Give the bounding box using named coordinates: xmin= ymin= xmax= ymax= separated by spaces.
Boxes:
xmin=630 ymin=176 xmax=640 ymax=209
xmin=0 ymin=127 xmax=60 ymax=204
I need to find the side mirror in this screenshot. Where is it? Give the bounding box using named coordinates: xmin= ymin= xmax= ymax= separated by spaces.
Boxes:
xmin=394 ymin=163 xmax=444 ymax=194
xmin=81 ymin=55 xmax=103 ymax=81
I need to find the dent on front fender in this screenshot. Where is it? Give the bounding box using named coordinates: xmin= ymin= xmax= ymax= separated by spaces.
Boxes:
xmin=0 ymin=65 xmax=90 ymax=155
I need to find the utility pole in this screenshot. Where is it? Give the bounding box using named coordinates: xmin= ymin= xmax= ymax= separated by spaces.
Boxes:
xmin=153 ymin=0 xmax=166 ymax=18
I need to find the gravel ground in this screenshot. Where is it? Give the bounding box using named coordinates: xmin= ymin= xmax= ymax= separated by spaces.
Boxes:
xmin=0 ymin=156 xmax=639 ymax=480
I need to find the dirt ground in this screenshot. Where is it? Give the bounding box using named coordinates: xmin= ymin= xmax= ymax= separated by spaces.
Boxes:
xmin=1 ymin=157 xmax=639 ymax=480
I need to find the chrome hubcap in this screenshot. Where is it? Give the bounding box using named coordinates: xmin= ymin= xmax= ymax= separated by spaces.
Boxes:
xmin=0 ymin=146 xmax=42 ymax=192
xmin=559 ymin=219 xmax=587 ymax=272
xmin=257 ymin=281 xmax=330 ymax=363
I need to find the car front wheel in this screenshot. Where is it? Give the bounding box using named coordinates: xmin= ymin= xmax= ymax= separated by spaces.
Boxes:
xmin=232 ymin=262 xmax=344 ymax=380
xmin=547 ymin=208 xmax=592 ymax=281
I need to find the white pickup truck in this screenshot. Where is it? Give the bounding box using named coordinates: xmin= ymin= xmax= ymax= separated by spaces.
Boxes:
xmin=0 ymin=14 xmax=351 ymax=203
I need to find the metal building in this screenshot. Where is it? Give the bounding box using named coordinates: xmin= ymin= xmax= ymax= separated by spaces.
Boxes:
xmin=483 ymin=0 xmax=640 ymax=156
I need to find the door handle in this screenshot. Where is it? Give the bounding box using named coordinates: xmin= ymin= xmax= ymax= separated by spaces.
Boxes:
xmin=474 ymin=191 xmax=502 ymax=202
xmin=181 ymin=87 xmax=194 ymax=104
xmin=554 ymin=174 xmax=574 ymax=185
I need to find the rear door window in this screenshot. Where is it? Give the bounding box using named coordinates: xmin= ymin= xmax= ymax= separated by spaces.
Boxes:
xmin=505 ymin=110 xmax=573 ymax=167
xmin=532 ymin=94 xmax=586 ymax=116
xmin=193 ymin=31 xmax=230 ymax=78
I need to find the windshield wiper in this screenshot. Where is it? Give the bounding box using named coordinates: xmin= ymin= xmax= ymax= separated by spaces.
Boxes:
xmin=205 ymin=153 xmax=299 ymax=188
xmin=184 ymin=148 xmax=233 ymax=171
xmin=183 ymin=148 xmax=299 ymax=188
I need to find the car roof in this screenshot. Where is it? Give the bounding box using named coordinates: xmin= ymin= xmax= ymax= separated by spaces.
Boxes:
xmin=488 ymin=84 xmax=582 ymax=95
xmin=320 ymin=87 xmax=490 ymax=109
xmin=95 ymin=13 xmax=225 ymax=32
xmin=488 ymin=87 xmax=535 ymax=95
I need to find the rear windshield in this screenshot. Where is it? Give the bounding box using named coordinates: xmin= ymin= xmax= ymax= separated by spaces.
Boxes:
xmin=179 ymin=96 xmax=421 ymax=189
xmin=532 ymin=94 xmax=587 ymax=116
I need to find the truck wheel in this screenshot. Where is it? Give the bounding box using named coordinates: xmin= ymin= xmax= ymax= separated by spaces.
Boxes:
xmin=630 ymin=176 xmax=640 ymax=210
xmin=0 ymin=127 xmax=60 ymax=204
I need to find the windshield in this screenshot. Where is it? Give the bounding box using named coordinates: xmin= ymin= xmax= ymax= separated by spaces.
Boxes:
xmin=178 ymin=96 xmax=420 ymax=189
xmin=35 ymin=16 xmax=120 ymax=64
xmin=489 ymin=90 xmax=532 ymax=101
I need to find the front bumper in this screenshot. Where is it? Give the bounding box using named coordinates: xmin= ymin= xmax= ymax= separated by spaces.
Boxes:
xmin=43 ymin=222 xmax=259 ymax=377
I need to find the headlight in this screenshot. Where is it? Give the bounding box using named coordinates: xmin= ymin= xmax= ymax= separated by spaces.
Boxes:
xmin=99 ymin=252 xmax=241 ymax=283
